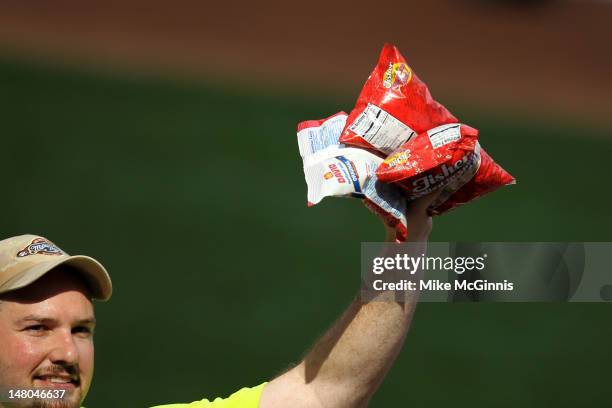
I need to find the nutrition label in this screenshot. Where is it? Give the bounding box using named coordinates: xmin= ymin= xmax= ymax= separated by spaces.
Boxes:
xmin=427 ymin=124 xmax=461 ymax=149
xmin=348 ymin=103 xmax=414 ymax=154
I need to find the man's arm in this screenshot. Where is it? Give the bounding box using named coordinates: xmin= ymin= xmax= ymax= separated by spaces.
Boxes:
xmin=259 ymin=197 xmax=434 ymax=408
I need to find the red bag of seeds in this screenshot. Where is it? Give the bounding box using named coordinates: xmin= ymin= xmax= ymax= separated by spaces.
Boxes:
xmin=427 ymin=147 xmax=516 ymax=215
xmin=377 ymin=123 xmax=479 ymax=198
xmin=377 ymin=123 xmax=515 ymax=214
xmin=339 ymin=43 xmax=458 ymax=155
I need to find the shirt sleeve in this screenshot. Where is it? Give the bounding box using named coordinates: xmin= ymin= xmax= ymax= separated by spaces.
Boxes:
xmin=150 ymin=382 xmax=267 ymax=408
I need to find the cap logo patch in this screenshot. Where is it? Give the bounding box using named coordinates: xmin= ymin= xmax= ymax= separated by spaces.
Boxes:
xmin=17 ymin=238 xmax=64 ymax=258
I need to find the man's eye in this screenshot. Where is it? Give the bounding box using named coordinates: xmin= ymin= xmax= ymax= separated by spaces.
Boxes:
xmin=72 ymin=326 xmax=93 ymax=336
xmin=25 ymin=325 xmax=47 ymax=332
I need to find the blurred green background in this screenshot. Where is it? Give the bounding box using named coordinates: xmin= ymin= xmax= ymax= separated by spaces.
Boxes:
xmin=1 ymin=57 xmax=611 ymax=407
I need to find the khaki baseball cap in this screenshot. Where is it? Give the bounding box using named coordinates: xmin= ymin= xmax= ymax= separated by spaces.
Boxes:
xmin=0 ymin=234 xmax=112 ymax=301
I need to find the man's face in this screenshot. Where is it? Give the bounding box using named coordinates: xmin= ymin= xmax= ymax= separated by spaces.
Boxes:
xmin=0 ymin=268 xmax=95 ymax=408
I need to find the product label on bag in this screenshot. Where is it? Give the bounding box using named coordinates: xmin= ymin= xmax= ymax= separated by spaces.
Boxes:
xmin=348 ymin=103 xmax=415 ymax=154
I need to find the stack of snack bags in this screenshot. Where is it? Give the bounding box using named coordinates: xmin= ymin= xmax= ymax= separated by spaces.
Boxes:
xmin=298 ymin=44 xmax=515 ymax=241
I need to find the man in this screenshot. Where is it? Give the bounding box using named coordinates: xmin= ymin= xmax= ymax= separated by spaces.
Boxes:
xmin=0 ymin=236 xmax=112 ymax=408
xmin=0 ymin=196 xmax=434 ymax=408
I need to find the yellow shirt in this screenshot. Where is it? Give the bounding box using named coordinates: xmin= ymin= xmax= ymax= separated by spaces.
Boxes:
xmin=151 ymin=383 xmax=266 ymax=408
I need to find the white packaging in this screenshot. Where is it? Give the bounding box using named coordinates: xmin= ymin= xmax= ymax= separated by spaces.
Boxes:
xmin=297 ymin=112 xmax=408 ymax=240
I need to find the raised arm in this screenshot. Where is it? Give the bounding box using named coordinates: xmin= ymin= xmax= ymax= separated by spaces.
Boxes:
xmin=259 ymin=196 xmax=434 ymax=408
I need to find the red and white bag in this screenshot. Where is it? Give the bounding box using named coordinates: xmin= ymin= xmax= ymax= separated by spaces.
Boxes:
xmin=428 ymin=147 xmax=516 ymax=215
xmin=377 ymin=123 xmax=515 ymax=214
xmin=342 ymin=43 xmax=515 ymax=214
xmin=298 ymin=43 xmax=515 ymax=234
xmin=339 ymin=43 xmax=458 ymax=155
xmin=377 ymin=124 xmax=479 ymax=199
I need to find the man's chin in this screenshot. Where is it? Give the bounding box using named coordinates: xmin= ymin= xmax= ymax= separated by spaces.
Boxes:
xmin=30 ymin=394 xmax=82 ymax=408
xmin=27 ymin=398 xmax=81 ymax=408
xmin=24 ymin=381 xmax=83 ymax=408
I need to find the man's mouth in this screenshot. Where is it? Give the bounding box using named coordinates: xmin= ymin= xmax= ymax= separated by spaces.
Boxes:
xmin=32 ymin=374 xmax=80 ymax=389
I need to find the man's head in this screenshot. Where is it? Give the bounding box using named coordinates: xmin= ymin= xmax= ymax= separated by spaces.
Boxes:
xmin=0 ymin=235 xmax=112 ymax=408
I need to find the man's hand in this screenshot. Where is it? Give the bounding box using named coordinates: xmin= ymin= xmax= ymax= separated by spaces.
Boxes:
xmin=385 ymin=192 xmax=437 ymax=242
xmin=259 ymin=194 xmax=436 ymax=408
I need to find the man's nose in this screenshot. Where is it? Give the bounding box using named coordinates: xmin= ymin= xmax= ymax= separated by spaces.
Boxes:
xmin=47 ymin=330 xmax=80 ymax=365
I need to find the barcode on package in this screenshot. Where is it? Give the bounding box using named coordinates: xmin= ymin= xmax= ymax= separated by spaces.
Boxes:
xmin=427 ymin=124 xmax=461 ymax=149
xmin=349 ymin=103 xmax=414 ymax=154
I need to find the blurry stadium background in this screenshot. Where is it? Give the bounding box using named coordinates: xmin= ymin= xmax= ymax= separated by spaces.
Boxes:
xmin=1 ymin=0 xmax=611 ymax=406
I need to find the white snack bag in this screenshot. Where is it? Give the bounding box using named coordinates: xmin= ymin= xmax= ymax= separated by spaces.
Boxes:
xmin=297 ymin=112 xmax=408 ymax=241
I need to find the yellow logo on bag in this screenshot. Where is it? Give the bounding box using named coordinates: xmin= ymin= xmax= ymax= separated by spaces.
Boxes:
xmin=383 ymin=62 xmax=412 ymax=88
xmin=324 ymin=172 xmax=333 ymax=180
xmin=383 ymin=150 xmax=411 ymax=168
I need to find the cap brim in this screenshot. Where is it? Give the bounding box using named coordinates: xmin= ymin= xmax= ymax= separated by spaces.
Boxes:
xmin=2 ymin=255 xmax=113 ymax=301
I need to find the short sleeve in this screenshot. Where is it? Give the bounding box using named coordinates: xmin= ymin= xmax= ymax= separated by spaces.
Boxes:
xmin=151 ymin=383 xmax=267 ymax=408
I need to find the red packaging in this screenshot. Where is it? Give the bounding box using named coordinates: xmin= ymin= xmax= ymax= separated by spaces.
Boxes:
xmin=428 ymin=147 xmax=515 ymax=215
xmin=377 ymin=123 xmax=479 ymax=199
xmin=376 ymin=122 xmax=515 ymax=214
xmin=339 ymin=43 xmax=458 ymax=155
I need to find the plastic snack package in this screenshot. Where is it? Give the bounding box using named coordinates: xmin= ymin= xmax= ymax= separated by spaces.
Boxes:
xmin=427 ymin=146 xmax=516 ymax=215
xmin=377 ymin=123 xmax=479 ymax=200
xmin=297 ymin=112 xmax=349 ymax=160
xmin=339 ymin=43 xmax=458 ymax=155
xmin=376 ymin=123 xmax=516 ymax=215
xmin=298 ymin=113 xmax=408 ymax=241
xmin=376 ymin=123 xmax=515 ymax=214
